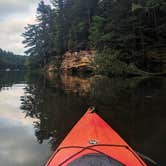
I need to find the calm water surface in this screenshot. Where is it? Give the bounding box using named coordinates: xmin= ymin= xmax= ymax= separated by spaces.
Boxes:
xmin=0 ymin=71 xmax=165 ymax=166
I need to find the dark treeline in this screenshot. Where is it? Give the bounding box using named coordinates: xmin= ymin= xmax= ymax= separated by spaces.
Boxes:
xmin=0 ymin=48 xmax=27 ymax=70
xmin=23 ymin=0 xmax=166 ymax=74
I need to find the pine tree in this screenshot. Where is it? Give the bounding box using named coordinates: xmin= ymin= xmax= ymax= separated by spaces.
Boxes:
xmin=23 ymin=1 xmax=55 ymax=68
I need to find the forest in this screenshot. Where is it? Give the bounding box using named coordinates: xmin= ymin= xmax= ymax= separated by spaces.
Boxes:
xmin=0 ymin=48 xmax=27 ymax=70
xmin=23 ymin=0 xmax=166 ymax=75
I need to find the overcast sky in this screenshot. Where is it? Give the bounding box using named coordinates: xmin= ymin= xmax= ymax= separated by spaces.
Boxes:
xmin=0 ymin=0 xmax=45 ymax=55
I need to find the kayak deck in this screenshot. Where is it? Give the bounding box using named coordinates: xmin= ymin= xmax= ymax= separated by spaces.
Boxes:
xmin=46 ymin=108 xmax=147 ymax=166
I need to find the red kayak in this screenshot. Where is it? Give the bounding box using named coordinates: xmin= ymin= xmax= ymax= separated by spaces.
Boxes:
xmin=46 ymin=107 xmax=147 ymax=166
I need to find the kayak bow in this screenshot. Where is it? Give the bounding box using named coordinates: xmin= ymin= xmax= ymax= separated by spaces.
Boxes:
xmin=46 ymin=107 xmax=147 ymax=166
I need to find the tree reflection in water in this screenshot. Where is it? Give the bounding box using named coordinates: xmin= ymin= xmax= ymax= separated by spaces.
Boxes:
xmin=0 ymin=71 xmax=26 ymax=91
xmin=20 ymin=73 xmax=166 ymax=165
xmin=20 ymin=73 xmax=85 ymax=150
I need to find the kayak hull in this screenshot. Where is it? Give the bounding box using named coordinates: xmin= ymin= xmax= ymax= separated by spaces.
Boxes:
xmin=46 ymin=108 xmax=147 ymax=166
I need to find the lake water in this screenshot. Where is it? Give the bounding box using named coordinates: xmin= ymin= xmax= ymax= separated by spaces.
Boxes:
xmin=0 ymin=71 xmax=165 ymax=166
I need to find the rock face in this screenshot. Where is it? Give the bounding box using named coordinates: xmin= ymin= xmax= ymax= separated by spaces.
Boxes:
xmin=47 ymin=64 xmax=58 ymax=72
xmin=60 ymin=50 xmax=95 ymax=73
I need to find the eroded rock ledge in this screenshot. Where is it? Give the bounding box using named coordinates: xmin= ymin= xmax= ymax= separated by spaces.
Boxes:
xmin=60 ymin=50 xmax=96 ymax=73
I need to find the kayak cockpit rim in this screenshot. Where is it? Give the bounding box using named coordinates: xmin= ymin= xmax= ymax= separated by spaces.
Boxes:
xmin=46 ymin=144 xmax=146 ymax=166
xmin=68 ymin=153 xmax=125 ymax=166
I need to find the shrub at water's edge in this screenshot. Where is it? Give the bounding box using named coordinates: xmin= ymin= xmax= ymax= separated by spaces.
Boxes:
xmin=94 ymin=50 xmax=146 ymax=77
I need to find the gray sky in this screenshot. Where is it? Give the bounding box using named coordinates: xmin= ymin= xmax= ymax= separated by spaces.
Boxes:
xmin=0 ymin=0 xmax=41 ymax=54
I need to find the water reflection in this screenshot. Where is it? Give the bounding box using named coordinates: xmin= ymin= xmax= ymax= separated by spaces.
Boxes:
xmin=21 ymin=73 xmax=166 ymax=166
xmin=0 ymin=72 xmax=51 ymax=166
xmin=21 ymin=73 xmax=86 ymax=147
xmin=0 ymin=71 xmax=165 ymax=166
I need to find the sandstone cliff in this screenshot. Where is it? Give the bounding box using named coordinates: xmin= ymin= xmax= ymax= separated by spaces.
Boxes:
xmin=47 ymin=64 xmax=58 ymax=72
xmin=60 ymin=50 xmax=95 ymax=73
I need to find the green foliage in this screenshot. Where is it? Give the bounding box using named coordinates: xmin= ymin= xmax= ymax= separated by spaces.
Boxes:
xmin=22 ymin=0 xmax=166 ymax=73
xmin=89 ymin=16 xmax=105 ymax=48
xmin=95 ymin=51 xmax=143 ymax=76
xmin=90 ymin=0 xmax=166 ymax=72
xmin=63 ymin=0 xmax=98 ymax=50
xmin=0 ymin=48 xmax=27 ymax=70
xmin=23 ymin=1 xmax=56 ymax=69
xmin=23 ymin=0 xmax=98 ymax=68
